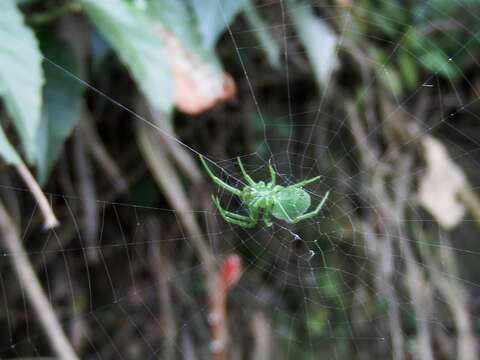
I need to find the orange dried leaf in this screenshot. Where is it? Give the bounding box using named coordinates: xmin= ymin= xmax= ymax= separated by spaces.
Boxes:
xmin=157 ymin=26 xmax=236 ymax=115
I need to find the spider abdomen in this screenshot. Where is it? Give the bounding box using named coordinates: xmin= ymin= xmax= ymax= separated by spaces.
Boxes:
xmin=272 ymin=187 xmax=311 ymax=222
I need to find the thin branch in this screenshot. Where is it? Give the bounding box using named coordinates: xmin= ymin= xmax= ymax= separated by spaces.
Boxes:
xmin=250 ymin=310 xmax=272 ymax=360
xmin=136 ymin=121 xmax=215 ymax=278
xmin=146 ymin=218 xmax=177 ymax=359
xmin=15 ymin=163 xmax=59 ymax=229
xmin=73 ymin=129 xmax=99 ymax=262
xmin=146 ymin=104 xmax=203 ymax=183
xmin=0 ymin=200 xmax=78 ymax=360
xmin=79 ymin=114 xmax=128 ymax=192
xmin=458 ymin=186 xmax=480 ymax=229
xmin=0 ymin=162 xmax=21 ymax=225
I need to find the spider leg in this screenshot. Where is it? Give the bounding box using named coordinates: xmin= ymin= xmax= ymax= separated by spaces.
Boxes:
xmin=200 ymin=155 xmax=242 ymax=196
xmin=262 ymin=204 xmax=274 ymax=227
xmin=212 ymin=197 xmax=251 ymax=221
xmin=292 ymin=175 xmax=321 ymax=188
xmin=212 ymin=196 xmax=257 ymax=228
xmin=222 ymin=214 xmax=256 ymax=228
xmin=290 ymin=190 xmax=330 ymax=223
xmin=237 ymin=157 xmax=256 ymax=186
xmin=268 ymin=161 xmax=276 ymax=185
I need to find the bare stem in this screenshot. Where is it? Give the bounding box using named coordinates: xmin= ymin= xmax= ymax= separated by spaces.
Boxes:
xmin=0 ymin=201 xmax=78 ymax=360
xmin=458 ymin=186 xmax=480 ymax=229
xmin=15 ymin=163 xmax=59 ymax=229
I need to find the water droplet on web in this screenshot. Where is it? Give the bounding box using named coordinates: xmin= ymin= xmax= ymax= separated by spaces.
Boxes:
xmin=283 ymin=227 xmax=303 ymax=242
xmin=300 ymin=249 xmax=316 ymax=261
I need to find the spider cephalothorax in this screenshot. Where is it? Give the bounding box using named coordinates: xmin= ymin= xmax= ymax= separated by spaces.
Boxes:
xmin=200 ymin=156 xmax=330 ymax=228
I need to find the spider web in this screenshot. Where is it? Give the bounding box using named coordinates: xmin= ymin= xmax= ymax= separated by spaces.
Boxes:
xmin=1 ymin=0 xmax=480 ymax=359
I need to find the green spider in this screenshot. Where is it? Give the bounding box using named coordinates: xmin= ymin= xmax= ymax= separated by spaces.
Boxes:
xmin=199 ymin=155 xmax=330 ymax=228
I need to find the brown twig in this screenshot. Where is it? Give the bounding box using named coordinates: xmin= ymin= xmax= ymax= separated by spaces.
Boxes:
xmin=347 ymin=100 xmax=406 ymax=359
xmin=146 ymin=218 xmax=177 ymax=359
xmin=73 ymin=129 xmax=99 ymax=262
xmin=15 ymin=163 xmax=59 ymax=229
xmin=381 ymin=102 xmax=435 ymax=360
xmin=209 ymin=255 xmax=241 ymax=360
xmin=458 ymin=186 xmax=480 ymax=229
xmin=420 ymin=232 xmax=477 ymax=360
xmin=0 ymin=162 xmax=21 ymax=225
xmin=136 ymin=119 xmax=219 ymax=348
xmin=79 ymin=114 xmax=128 ymax=192
xmin=250 ymin=309 xmax=272 ymax=360
xmin=147 ymin=105 xmax=203 ymax=183
xmin=360 ymin=220 xmax=405 ymax=360
xmin=394 ymin=164 xmax=434 ymax=360
xmin=136 ymin=121 xmax=214 ymax=269
xmin=0 ymin=200 xmax=78 ymax=359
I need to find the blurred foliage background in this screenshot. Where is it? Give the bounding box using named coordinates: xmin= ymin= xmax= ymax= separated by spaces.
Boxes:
xmin=1 ymin=0 xmax=480 ymax=359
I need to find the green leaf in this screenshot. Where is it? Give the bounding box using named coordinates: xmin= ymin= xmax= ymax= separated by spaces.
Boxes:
xmin=243 ymin=0 xmax=281 ymax=69
xmin=36 ymin=35 xmax=84 ymax=184
xmin=370 ymin=12 xmax=398 ymax=36
xmin=367 ymin=45 xmax=403 ymax=95
xmin=398 ymin=52 xmax=418 ymax=89
xmin=306 ymin=306 xmax=329 ymax=337
xmin=144 ymin=0 xmax=237 ymax=115
xmin=81 ymin=0 xmax=173 ymax=113
xmin=420 ymin=50 xmax=459 ymax=80
xmin=0 ymin=126 xmax=22 ymax=165
xmin=288 ymin=0 xmax=339 ymax=88
xmin=189 ymin=0 xmax=244 ymax=50
xmin=402 ymin=28 xmax=423 ymax=52
xmin=148 ymin=0 xmax=201 ymax=52
xmin=90 ymin=30 xmax=112 ymax=71
xmin=150 ymin=0 xmax=243 ymax=53
xmin=380 ymin=66 xmax=403 ymax=97
xmin=0 ymin=0 xmax=44 ymax=163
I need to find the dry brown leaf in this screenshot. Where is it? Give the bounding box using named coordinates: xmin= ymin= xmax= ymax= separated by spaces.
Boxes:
xmin=156 ymin=26 xmax=236 ymax=115
xmin=418 ymin=136 xmax=466 ymax=229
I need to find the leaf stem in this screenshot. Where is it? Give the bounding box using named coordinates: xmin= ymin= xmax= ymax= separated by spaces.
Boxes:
xmin=15 ymin=163 xmax=59 ymax=229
